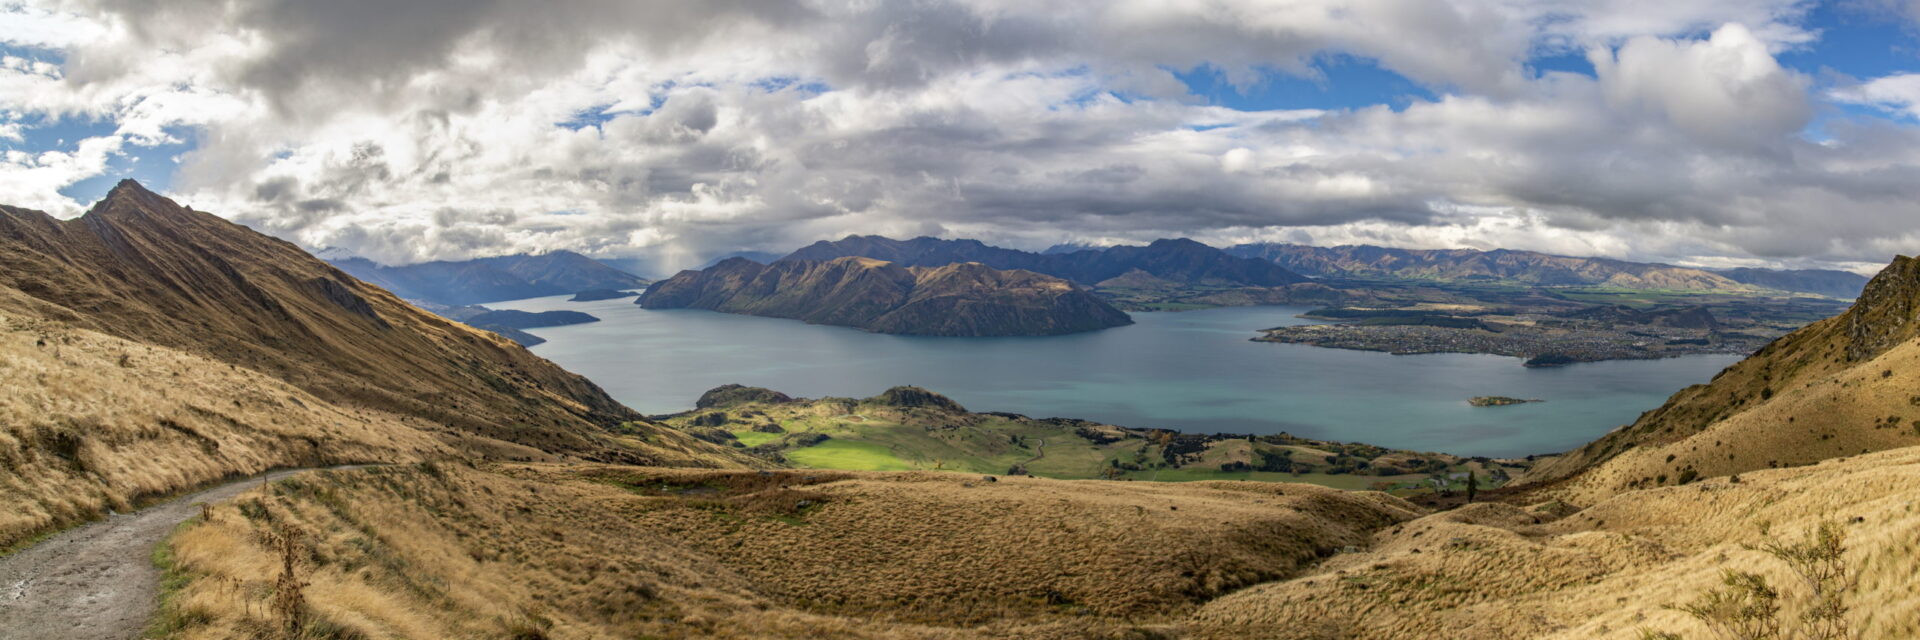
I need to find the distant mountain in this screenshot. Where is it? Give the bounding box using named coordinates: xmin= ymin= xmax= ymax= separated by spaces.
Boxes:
xmin=329 ymin=251 xmax=650 ymax=305
xmin=638 ymin=256 xmax=1133 ymax=336
xmin=1225 ymin=243 xmax=1865 ymax=296
xmin=1041 ymin=242 xmax=1101 ymax=255
xmin=783 ymin=236 xmax=1306 ymax=287
xmin=1714 ymin=267 xmax=1868 ymax=299
xmin=696 ymin=251 xmax=785 ymax=269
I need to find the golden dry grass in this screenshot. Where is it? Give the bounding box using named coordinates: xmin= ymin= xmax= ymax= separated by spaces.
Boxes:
xmin=1188 ymin=445 xmax=1920 ymax=639
xmin=155 ymin=464 xmax=1420 ymax=639
xmin=0 ymin=308 xmax=448 ymax=551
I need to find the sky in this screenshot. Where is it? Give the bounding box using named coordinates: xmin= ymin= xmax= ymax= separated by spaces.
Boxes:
xmin=3 ymin=1 xmax=1920 ymax=276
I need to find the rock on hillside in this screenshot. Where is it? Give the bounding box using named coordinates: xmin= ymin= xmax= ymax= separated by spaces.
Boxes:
xmin=1519 ymin=255 xmax=1920 ymax=503
xmin=638 ymin=256 xmax=1133 ymax=336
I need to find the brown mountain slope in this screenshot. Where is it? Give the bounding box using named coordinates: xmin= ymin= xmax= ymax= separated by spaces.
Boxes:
xmin=0 ymin=181 xmax=664 ymax=459
xmin=639 ymin=257 xmax=1133 ymax=336
xmin=0 ymin=182 xmax=751 ymax=546
xmin=1519 ymin=255 xmax=1920 ymax=503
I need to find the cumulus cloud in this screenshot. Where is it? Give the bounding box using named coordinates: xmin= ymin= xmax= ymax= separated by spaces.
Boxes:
xmin=1830 ymin=72 xmax=1920 ymax=118
xmin=0 ymin=0 xmax=1915 ymax=275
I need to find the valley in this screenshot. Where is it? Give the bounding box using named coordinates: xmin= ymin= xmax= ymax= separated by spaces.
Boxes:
xmin=0 ymin=183 xmax=1916 ymax=640
xmin=9 ymin=6 xmax=1920 ymax=639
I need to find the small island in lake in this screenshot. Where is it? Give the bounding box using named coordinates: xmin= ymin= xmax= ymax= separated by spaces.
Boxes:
xmin=1469 ymin=396 xmax=1541 ymax=407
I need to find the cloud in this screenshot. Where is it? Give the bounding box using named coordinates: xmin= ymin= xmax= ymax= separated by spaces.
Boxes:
xmin=1830 ymin=72 xmax=1920 ymax=118
xmin=0 ymin=0 xmax=1914 ymax=275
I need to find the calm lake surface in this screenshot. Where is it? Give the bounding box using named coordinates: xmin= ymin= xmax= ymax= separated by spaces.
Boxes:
xmin=492 ymin=295 xmax=1741 ymax=457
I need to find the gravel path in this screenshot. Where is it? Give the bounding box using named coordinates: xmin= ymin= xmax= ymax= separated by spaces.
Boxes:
xmin=0 ymin=467 xmax=347 ymax=640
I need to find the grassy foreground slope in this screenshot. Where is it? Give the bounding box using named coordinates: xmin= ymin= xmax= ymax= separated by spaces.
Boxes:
xmin=660 ymin=385 xmax=1528 ymax=494
xmin=1190 ymin=445 xmax=1920 ymax=639
xmin=156 ymin=464 xmax=1417 ymax=638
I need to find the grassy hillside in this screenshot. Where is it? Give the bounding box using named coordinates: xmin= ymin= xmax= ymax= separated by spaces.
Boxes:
xmin=0 ymin=304 xmax=444 ymax=551
xmin=0 ymin=181 xmax=735 ymax=464
xmin=659 ymin=385 xmax=1528 ymax=495
xmin=1522 ymin=256 xmax=1920 ymax=504
xmin=153 ymin=463 xmax=1417 ymax=638
xmin=1191 ymin=445 xmax=1920 ymax=639
xmin=0 ymin=183 xmax=754 ymax=550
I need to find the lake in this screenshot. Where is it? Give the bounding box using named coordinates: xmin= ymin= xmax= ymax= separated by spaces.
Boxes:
xmin=491 ymin=295 xmax=1742 ymax=458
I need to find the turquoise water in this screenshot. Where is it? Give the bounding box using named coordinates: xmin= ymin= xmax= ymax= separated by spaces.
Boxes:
xmin=491 ymin=295 xmax=1741 ymax=457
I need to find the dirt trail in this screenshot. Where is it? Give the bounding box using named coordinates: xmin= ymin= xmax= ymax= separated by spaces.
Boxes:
xmin=0 ymin=467 xmax=352 ymax=640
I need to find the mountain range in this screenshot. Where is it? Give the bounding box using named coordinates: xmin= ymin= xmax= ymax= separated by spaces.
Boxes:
xmin=784 ymin=235 xmax=1307 ymax=287
xmin=639 ymin=256 xmax=1133 ymax=336
xmin=328 ymin=251 xmax=650 ymax=306
xmin=3 ymin=182 xmax=1919 ymax=638
xmin=1227 ymin=242 xmax=1869 ymax=298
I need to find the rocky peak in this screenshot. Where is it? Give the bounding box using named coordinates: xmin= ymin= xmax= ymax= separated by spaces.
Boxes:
xmin=1845 ymin=255 xmax=1920 ymax=362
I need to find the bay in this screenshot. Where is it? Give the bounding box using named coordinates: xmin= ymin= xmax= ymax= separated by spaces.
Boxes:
xmin=491 ymin=295 xmax=1740 ymax=457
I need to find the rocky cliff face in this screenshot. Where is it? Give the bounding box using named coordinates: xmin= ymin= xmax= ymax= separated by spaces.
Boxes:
xmin=1843 ymin=255 xmax=1920 ymax=362
xmin=638 ymin=256 xmax=1133 ymax=336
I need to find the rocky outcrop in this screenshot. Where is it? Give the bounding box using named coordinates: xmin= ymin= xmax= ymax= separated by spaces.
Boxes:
xmin=638 ymin=257 xmax=1133 ymax=336
xmin=1844 ymin=255 xmax=1920 ymax=362
xmin=865 ymin=386 xmax=967 ymax=412
xmin=696 ymin=384 xmax=798 ymax=409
